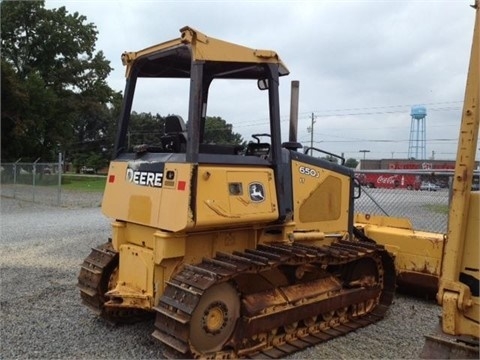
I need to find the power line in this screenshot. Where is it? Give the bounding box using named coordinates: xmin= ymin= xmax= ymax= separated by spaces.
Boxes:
xmin=308 ymin=106 xmax=461 ymax=118
xmin=305 ymin=100 xmax=462 ymax=115
xmin=231 ymin=102 xmax=462 ymax=129
xmin=301 ymin=138 xmax=457 ymax=144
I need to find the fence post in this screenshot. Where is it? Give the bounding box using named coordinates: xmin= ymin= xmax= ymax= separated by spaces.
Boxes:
xmin=33 ymin=157 xmax=40 ymax=202
xmin=57 ymin=152 xmax=62 ymax=206
xmin=13 ymin=158 xmax=21 ymax=199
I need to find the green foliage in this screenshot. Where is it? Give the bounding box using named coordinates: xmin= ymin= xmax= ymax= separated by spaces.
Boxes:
xmin=62 ymin=175 xmax=106 ymax=192
xmin=321 ymin=155 xmax=339 ymax=164
xmin=1 ymin=1 xmax=244 ymax=164
xmin=1 ymin=1 xmax=118 ymax=164
xmin=422 ymin=204 xmax=449 ymax=215
xmin=203 ymin=116 xmax=243 ymax=145
xmin=128 ymin=112 xmax=166 ymax=149
xmin=125 ymin=114 xmax=243 ymax=149
xmin=1 ymin=60 xmax=28 ymax=159
xmin=72 ymin=151 xmax=108 ymax=173
xmin=345 ymin=158 xmax=359 ymax=168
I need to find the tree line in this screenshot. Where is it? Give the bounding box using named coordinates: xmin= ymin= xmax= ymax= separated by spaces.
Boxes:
xmin=1 ymin=1 xmax=242 ymax=171
xmin=1 ymin=2 xmax=360 ymax=171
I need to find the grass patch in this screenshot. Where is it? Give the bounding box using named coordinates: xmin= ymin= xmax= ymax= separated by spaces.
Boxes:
xmin=422 ymin=204 xmax=449 ymax=215
xmin=61 ymin=175 xmax=107 ymax=192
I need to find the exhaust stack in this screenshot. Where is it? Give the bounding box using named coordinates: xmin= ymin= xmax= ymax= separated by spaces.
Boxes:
xmin=289 ymin=80 xmax=300 ymax=142
xmin=284 ymin=80 xmax=302 ymax=151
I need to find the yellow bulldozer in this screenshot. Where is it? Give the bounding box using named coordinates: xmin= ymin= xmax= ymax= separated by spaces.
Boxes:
xmin=78 ymin=2 xmax=479 ymax=358
xmin=78 ymin=25 xmax=396 ymax=358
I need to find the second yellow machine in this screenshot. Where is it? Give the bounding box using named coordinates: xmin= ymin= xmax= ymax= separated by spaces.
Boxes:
xmin=78 ymin=27 xmax=395 ymax=358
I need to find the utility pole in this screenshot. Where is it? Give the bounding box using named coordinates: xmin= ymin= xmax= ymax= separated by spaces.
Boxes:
xmin=307 ymin=112 xmax=316 ymax=149
xmin=359 ymin=149 xmax=370 ymax=160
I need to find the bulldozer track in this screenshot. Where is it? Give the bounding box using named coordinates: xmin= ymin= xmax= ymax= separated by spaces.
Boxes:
xmin=152 ymin=240 xmax=395 ymax=358
xmin=77 ymin=242 xmax=151 ymax=323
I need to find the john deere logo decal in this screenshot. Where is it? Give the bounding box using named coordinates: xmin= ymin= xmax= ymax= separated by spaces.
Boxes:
xmin=126 ymin=168 xmax=163 ymax=188
xmin=249 ymin=182 xmax=265 ymax=202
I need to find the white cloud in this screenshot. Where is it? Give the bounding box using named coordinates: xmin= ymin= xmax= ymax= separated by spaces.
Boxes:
xmin=46 ymin=0 xmax=477 ymax=160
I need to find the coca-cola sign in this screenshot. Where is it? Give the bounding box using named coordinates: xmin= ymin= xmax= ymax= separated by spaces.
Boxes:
xmin=377 ymin=175 xmax=398 ymax=185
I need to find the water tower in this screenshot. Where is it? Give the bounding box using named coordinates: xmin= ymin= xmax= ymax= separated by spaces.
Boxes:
xmin=408 ymin=105 xmax=427 ymax=159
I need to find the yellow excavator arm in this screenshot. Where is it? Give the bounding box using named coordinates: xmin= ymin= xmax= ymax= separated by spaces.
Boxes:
xmin=421 ymin=2 xmax=480 ymax=357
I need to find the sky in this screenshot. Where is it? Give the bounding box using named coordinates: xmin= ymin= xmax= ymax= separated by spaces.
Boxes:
xmin=46 ymin=0 xmax=478 ymax=161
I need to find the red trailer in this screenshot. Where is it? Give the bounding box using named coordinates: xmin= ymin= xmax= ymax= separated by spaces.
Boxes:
xmin=355 ymin=172 xmax=421 ymax=190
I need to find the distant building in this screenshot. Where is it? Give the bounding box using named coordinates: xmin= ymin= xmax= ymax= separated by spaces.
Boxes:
xmin=356 ymin=159 xmax=479 ymax=190
xmin=358 ymin=159 xmax=478 ymax=171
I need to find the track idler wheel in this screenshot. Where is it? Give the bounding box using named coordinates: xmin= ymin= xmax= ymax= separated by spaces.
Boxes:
xmin=190 ymin=282 xmax=240 ymax=355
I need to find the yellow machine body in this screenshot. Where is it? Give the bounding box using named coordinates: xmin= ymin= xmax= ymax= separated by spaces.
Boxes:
xmin=428 ymin=2 xmax=480 ymax=351
xmin=120 ymin=26 xmax=289 ymax=79
xmin=438 ymin=192 xmax=479 ymax=337
xmin=78 ymin=25 xmax=396 ymax=358
xmin=355 ymin=214 xmax=444 ymax=296
xmin=291 ymin=160 xmax=351 ymax=234
xmin=101 ymin=157 xmax=353 ymax=309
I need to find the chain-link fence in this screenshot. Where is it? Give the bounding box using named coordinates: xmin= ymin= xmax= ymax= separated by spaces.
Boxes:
xmin=353 ymin=169 xmax=463 ymax=234
xmin=1 ymin=161 xmax=63 ymax=206
xmin=1 ymin=160 xmax=104 ymax=208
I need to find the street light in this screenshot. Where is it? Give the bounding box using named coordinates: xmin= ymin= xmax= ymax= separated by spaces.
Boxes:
xmin=359 ymin=149 xmax=370 ymax=160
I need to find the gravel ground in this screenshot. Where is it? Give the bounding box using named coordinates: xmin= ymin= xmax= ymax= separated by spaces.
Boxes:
xmin=0 ymin=193 xmax=441 ymax=359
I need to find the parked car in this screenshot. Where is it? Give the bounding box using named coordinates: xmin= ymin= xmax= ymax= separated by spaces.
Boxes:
xmin=81 ymin=166 xmax=95 ymax=174
xmin=420 ymin=182 xmax=440 ymax=191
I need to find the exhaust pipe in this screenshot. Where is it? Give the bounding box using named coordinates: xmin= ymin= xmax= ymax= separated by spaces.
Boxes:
xmin=289 ymin=80 xmax=300 ymax=142
xmin=285 ymin=80 xmax=302 ymax=151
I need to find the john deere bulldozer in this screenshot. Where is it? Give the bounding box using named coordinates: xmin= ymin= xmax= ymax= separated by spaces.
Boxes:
xmin=78 ymin=26 xmax=395 ymax=358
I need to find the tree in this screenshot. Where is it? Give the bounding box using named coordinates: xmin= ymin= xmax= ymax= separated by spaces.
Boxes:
xmin=1 ymin=60 xmax=29 ymax=160
xmin=203 ymin=116 xmax=243 ymax=145
xmin=128 ymin=112 xmax=166 ymax=149
xmin=345 ymin=158 xmax=359 ymax=168
xmin=321 ymin=155 xmax=339 ymax=164
xmin=1 ymin=1 xmax=118 ymax=163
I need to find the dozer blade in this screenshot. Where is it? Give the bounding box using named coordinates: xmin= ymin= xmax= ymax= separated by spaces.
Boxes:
xmin=420 ymin=321 xmax=480 ymax=359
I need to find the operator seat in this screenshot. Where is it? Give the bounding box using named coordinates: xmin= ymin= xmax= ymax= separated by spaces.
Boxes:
xmin=245 ymin=142 xmax=270 ymax=157
xmin=161 ymin=115 xmax=187 ymax=152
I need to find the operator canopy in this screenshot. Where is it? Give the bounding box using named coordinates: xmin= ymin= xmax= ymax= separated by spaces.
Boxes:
xmin=121 ymin=26 xmax=290 ymax=80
